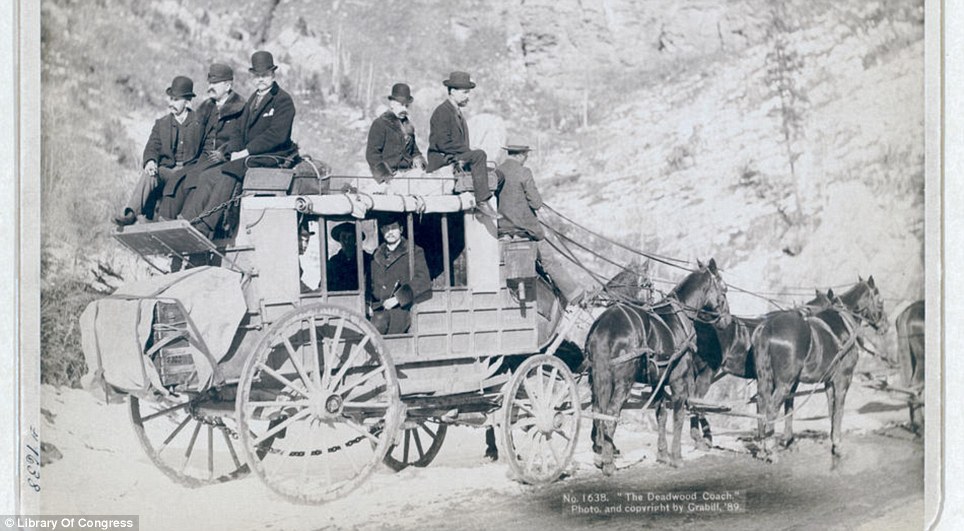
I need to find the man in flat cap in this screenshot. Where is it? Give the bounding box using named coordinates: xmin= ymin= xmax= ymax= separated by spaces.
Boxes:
xmin=114 ymin=75 xmax=202 ymax=226
xmin=426 ymin=71 xmax=501 ymax=219
xmin=187 ymin=51 xmax=299 ymax=238
xmin=365 ymin=83 xmax=426 ymax=189
xmin=497 ymin=144 xmax=583 ymax=305
xmin=179 ymin=63 xmax=246 ymax=227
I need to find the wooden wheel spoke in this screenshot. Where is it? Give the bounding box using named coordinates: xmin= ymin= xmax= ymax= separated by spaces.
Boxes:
xmin=402 ymin=430 xmax=411 ymax=463
xmin=328 ymin=335 xmax=372 ymax=394
xmin=160 ymin=414 xmax=194 ymax=451
xmin=182 ymin=421 xmax=203 ymax=470
xmin=141 ymin=401 xmax=192 ymax=423
xmin=522 ymin=375 xmax=540 ymax=404
xmin=512 ymin=417 xmax=538 ymax=430
xmin=338 ymin=364 xmax=385 ymax=397
xmin=259 ymin=365 xmax=312 ymax=398
xmin=523 ymin=429 xmax=540 ymax=471
xmin=544 ymin=367 xmax=559 ymax=409
xmin=251 ymin=408 xmax=312 ymax=446
xmin=221 ymin=429 xmax=242 ymax=470
xmin=308 ymin=316 xmax=323 ymax=390
xmin=420 ymin=422 xmax=438 ymax=440
xmin=207 ymin=425 xmax=215 ymax=478
xmin=412 ymin=429 xmax=425 ymax=460
xmin=283 ymin=337 xmax=318 ymax=393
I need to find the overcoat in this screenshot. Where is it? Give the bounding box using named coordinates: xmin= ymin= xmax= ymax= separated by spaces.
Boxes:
xmin=368 ymin=238 xmax=431 ymax=307
xmin=365 ymin=111 xmax=426 ymax=181
xmin=426 ymin=99 xmax=471 ymax=172
xmin=497 ymin=158 xmax=545 ymax=240
xmin=368 ymin=237 xmax=432 ymax=335
xmin=181 ymin=91 xmax=247 ymax=193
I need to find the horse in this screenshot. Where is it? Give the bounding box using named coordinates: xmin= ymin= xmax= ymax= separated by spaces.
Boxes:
xmin=895 ymin=299 xmax=924 ymax=432
xmin=752 ymin=278 xmax=886 ymax=460
xmin=587 ymin=258 xmax=731 ymax=474
xmin=483 ymin=260 xmax=654 ymax=461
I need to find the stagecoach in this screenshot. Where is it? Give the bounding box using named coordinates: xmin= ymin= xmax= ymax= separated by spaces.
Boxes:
xmin=81 ymin=168 xmax=588 ymax=504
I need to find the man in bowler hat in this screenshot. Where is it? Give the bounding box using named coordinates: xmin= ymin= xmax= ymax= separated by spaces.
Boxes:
xmin=367 ymin=217 xmax=431 ymax=334
xmin=114 ymin=75 xmax=202 ymax=226
xmin=365 ymin=83 xmax=426 ymax=185
xmin=497 ymin=144 xmax=583 ymax=305
xmin=178 ymin=63 xmax=246 ymax=226
xmin=426 ymin=71 xmax=501 ymax=219
xmin=187 ymin=51 xmax=299 ymax=238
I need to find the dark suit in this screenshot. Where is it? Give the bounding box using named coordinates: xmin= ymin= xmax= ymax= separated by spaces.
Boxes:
xmin=189 ymin=82 xmax=298 ymax=238
xmin=126 ymin=110 xmax=202 ymax=220
xmin=368 ymin=238 xmax=431 ymax=334
xmin=179 ymin=91 xmax=246 ymax=230
xmin=426 ymin=99 xmax=491 ymax=202
xmin=365 ymin=111 xmax=425 ymax=182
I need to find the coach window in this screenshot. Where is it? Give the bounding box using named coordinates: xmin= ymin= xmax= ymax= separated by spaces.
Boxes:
xmin=412 ymin=213 xmax=466 ymax=288
xmin=325 ymin=220 xmax=365 ymax=292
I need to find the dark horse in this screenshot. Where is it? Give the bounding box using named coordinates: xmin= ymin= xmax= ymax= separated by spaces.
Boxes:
xmin=752 ymin=277 xmax=885 ymax=459
xmin=895 ymin=299 xmax=924 ymax=431
xmin=587 ymin=259 xmax=730 ymax=474
xmin=483 ymin=260 xmax=654 ymax=460
xmin=689 ymin=289 xmax=838 ymax=448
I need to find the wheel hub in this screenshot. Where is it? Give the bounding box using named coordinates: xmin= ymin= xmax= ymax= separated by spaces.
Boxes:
xmin=310 ymin=393 xmax=343 ymax=418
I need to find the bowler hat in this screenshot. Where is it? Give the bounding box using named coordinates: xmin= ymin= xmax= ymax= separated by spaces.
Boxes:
xmin=442 ymin=71 xmax=476 ymax=90
xmin=207 ymin=63 xmax=234 ymax=83
xmin=331 ymin=223 xmax=363 ymax=241
xmin=387 ymin=83 xmax=414 ymax=104
xmin=248 ymin=51 xmax=278 ymax=75
xmin=502 ymin=144 xmax=533 ymax=154
xmin=166 ymin=76 xmax=196 ymax=100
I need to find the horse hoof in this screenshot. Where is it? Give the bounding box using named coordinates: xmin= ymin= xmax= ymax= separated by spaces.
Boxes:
xmin=781 ymin=437 xmax=796 ymax=450
xmin=657 ymin=451 xmax=670 ymax=465
xmin=593 ymin=454 xmax=604 ymax=469
xmin=670 ymin=456 xmax=683 ymax=468
xmin=484 ymin=450 xmax=499 ymax=461
xmin=602 ymin=462 xmax=616 ymax=476
xmin=694 ymin=438 xmax=711 ymax=451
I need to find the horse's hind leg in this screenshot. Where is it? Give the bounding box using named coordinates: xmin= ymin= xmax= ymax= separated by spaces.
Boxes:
xmin=782 ymin=381 xmax=799 ymax=448
xmin=656 ymin=397 xmax=670 ymax=465
xmin=828 ymin=352 xmax=858 ymax=459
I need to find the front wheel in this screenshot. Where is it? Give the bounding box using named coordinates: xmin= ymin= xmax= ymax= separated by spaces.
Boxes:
xmin=236 ymin=304 xmax=402 ymax=504
xmin=501 ymin=355 xmax=581 ymax=484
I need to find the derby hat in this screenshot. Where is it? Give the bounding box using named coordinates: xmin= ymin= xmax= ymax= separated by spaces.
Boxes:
xmin=502 ymin=144 xmax=533 ymax=154
xmin=166 ymin=76 xmax=196 ymax=99
xmin=442 ymin=71 xmax=476 ymax=90
xmin=248 ymin=50 xmax=278 ymax=75
xmin=387 ymin=83 xmax=414 ymax=104
xmin=207 ymin=63 xmax=234 ymax=83
xmin=331 ymin=222 xmax=363 ymax=241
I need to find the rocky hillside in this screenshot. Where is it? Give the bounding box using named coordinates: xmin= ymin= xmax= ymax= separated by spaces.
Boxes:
xmin=40 ymin=0 xmax=924 ymax=381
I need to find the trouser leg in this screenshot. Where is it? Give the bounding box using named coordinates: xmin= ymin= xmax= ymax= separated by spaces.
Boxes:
xmin=186 ymin=170 xmax=238 ymax=239
xmin=538 ymin=239 xmax=583 ymax=304
xmin=124 ymin=171 xmax=160 ymax=218
xmin=458 ymin=149 xmax=490 ymax=202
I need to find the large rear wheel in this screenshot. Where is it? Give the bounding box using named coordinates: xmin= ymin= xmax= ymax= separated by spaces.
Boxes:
xmin=236 ymin=304 xmax=402 ymax=504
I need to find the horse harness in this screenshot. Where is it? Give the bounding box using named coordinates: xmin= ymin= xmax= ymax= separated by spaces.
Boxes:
xmin=610 ymin=299 xmax=697 ymax=374
xmin=805 ymin=308 xmax=859 ymax=383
